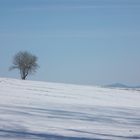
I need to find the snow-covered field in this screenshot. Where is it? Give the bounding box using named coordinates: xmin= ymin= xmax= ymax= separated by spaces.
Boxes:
xmin=0 ymin=78 xmax=140 ymax=140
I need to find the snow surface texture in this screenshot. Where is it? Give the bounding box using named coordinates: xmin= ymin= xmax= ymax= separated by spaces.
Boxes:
xmin=0 ymin=78 xmax=140 ymax=140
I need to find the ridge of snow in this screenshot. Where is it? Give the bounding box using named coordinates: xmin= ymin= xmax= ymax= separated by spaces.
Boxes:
xmin=0 ymin=78 xmax=140 ymax=140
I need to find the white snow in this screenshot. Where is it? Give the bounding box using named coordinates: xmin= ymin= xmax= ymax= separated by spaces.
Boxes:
xmin=0 ymin=78 xmax=140 ymax=140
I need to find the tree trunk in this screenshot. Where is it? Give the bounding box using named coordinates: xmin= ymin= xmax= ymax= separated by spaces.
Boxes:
xmin=22 ymin=76 xmax=26 ymax=80
xmin=21 ymin=71 xmax=28 ymax=80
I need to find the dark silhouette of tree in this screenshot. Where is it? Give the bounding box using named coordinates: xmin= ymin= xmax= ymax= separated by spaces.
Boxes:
xmin=10 ymin=51 xmax=39 ymax=80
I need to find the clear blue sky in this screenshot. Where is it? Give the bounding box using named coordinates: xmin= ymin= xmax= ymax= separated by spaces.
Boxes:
xmin=0 ymin=0 xmax=140 ymax=85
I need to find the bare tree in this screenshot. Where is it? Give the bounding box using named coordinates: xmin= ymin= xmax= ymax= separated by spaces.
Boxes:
xmin=10 ymin=51 xmax=39 ymax=80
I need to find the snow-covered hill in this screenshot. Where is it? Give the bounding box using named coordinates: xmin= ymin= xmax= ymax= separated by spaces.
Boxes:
xmin=0 ymin=78 xmax=140 ymax=140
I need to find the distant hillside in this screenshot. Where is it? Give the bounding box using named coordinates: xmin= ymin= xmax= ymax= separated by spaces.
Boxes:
xmin=105 ymin=83 xmax=140 ymax=89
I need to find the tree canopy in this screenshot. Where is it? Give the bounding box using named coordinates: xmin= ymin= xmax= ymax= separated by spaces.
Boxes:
xmin=10 ymin=51 xmax=39 ymax=80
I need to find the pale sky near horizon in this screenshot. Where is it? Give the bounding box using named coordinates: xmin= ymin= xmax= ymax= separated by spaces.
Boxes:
xmin=0 ymin=0 xmax=140 ymax=86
